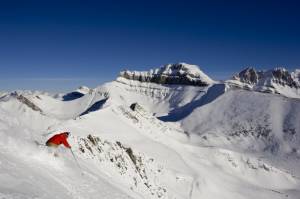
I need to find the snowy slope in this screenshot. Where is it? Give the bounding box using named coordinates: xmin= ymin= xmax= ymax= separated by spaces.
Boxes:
xmin=1 ymin=63 xmax=300 ymax=199
xmin=100 ymin=78 xmax=210 ymax=117
xmin=0 ymin=94 xmax=138 ymax=199
xmin=181 ymin=89 xmax=300 ymax=155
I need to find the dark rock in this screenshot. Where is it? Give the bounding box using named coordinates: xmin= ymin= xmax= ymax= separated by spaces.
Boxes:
xmin=233 ymin=67 xmax=300 ymax=89
xmin=12 ymin=93 xmax=43 ymax=113
xmin=120 ymin=63 xmax=212 ymax=87
xmin=233 ymin=67 xmax=259 ymax=84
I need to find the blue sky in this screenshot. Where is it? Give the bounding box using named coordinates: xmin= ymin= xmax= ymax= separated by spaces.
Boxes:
xmin=0 ymin=0 xmax=300 ymax=92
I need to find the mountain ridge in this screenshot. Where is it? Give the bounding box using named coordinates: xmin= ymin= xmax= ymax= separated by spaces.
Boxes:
xmin=119 ymin=63 xmax=214 ymax=87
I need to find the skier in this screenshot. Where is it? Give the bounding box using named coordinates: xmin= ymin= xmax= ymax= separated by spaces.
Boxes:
xmin=45 ymin=132 xmax=71 ymax=156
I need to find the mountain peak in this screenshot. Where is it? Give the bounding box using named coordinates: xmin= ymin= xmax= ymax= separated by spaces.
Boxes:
xmin=232 ymin=67 xmax=299 ymax=88
xmin=77 ymin=85 xmax=91 ymax=94
xmin=119 ymin=63 xmax=214 ymax=86
xmin=232 ymin=67 xmax=259 ymax=84
xmin=228 ymin=67 xmax=300 ymax=98
xmin=271 ymin=68 xmax=298 ymax=87
xmin=292 ymin=69 xmax=300 ymax=84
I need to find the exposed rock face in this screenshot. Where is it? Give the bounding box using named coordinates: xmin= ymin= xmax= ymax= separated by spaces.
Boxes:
xmin=233 ymin=67 xmax=300 ymax=88
xmin=272 ymin=68 xmax=298 ymax=88
xmin=11 ymin=92 xmax=43 ymax=113
xmin=77 ymin=134 xmax=167 ymax=198
xmin=130 ymin=103 xmax=143 ymax=112
xmin=233 ymin=67 xmax=259 ymax=84
xmin=229 ymin=67 xmax=300 ymax=98
xmin=119 ymin=63 xmax=214 ymax=87
xmin=292 ymin=69 xmax=300 ymax=84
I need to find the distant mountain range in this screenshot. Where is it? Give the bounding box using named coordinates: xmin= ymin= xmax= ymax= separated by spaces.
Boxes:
xmin=119 ymin=62 xmax=300 ymax=98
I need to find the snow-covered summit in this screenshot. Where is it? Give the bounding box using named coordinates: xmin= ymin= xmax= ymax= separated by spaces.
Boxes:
xmin=76 ymin=85 xmax=92 ymax=94
xmin=232 ymin=67 xmax=299 ymax=88
xmin=292 ymin=69 xmax=300 ymax=85
xmin=119 ymin=63 xmax=214 ymax=86
xmin=232 ymin=67 xmax=260 ymax=84
xmin=228 ymin=67 xmax=300 ymax=98
xmin=57 ymin=86 xmax=93 ymax=101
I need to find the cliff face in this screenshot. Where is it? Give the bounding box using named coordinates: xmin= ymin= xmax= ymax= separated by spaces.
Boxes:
xmin=119 ymin=63 xmax=214 ymax=87
xmin=271 ymin=68 xmax=297 ymax=87
xmin=232 ymin=67 xmax=300 ymax=88
xmin=232 ymin=67 xmax=259 ymax=85
xmin=228 ymin=67 xmax=300 ymax=98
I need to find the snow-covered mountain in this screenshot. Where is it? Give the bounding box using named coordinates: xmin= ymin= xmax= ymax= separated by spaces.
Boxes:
xmin=227 ymin=67 xmax=300 ymax=98
xmin=120 ymin=63 xmax=214 ymax=86
xmin=0 ymin=63 xmax=300 ymax=199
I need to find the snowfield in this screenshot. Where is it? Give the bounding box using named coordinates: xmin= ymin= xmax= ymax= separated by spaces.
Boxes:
xmin=0 ymin=63 xmax=300 ymax=199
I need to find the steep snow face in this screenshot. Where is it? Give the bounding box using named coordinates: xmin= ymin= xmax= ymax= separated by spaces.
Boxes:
xmin=0 ymin=103 xmax=135 ymax=199
xmin=228 ymin=67 xmax=300 ymax=98
xmin=120 ymin=63 xmax=214 ymax=87
xmin=0 ymin=92 xmax=7 ymax=98
xmin=181 ymin=89 xmax=300 ymax=158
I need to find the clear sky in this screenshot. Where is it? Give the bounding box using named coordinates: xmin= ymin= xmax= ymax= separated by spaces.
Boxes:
xmin=0 ymin=0 xmax=300 ymax=92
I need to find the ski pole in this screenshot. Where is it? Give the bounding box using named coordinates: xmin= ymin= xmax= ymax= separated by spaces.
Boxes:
xmin=70 ymin=149 xmax=84 ymax=174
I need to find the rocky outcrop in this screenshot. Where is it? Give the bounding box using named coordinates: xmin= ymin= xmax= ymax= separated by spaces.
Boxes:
xmin=11 ymin=92 xmax=43 ymax=113
xmin=229 ymin=67 xmax=300 ymax=98
xmin=292 ymin=69 xmax=300 ymax=84
xmin=77 ymin=134 xmax=167 ymax=198
xmin=232 ymin=67 xmax=259 ymax=85
xmin=119 ymin=63 xmax=214 ymax=87
xmin=272 ymin=68 xmax=298 ymax=88
xmin=232 ymin=67 xmax=300 ymax=88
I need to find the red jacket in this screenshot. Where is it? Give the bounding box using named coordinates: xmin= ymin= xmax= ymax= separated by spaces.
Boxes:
xmin=46 ymin=133 xmax=71 ymax=148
